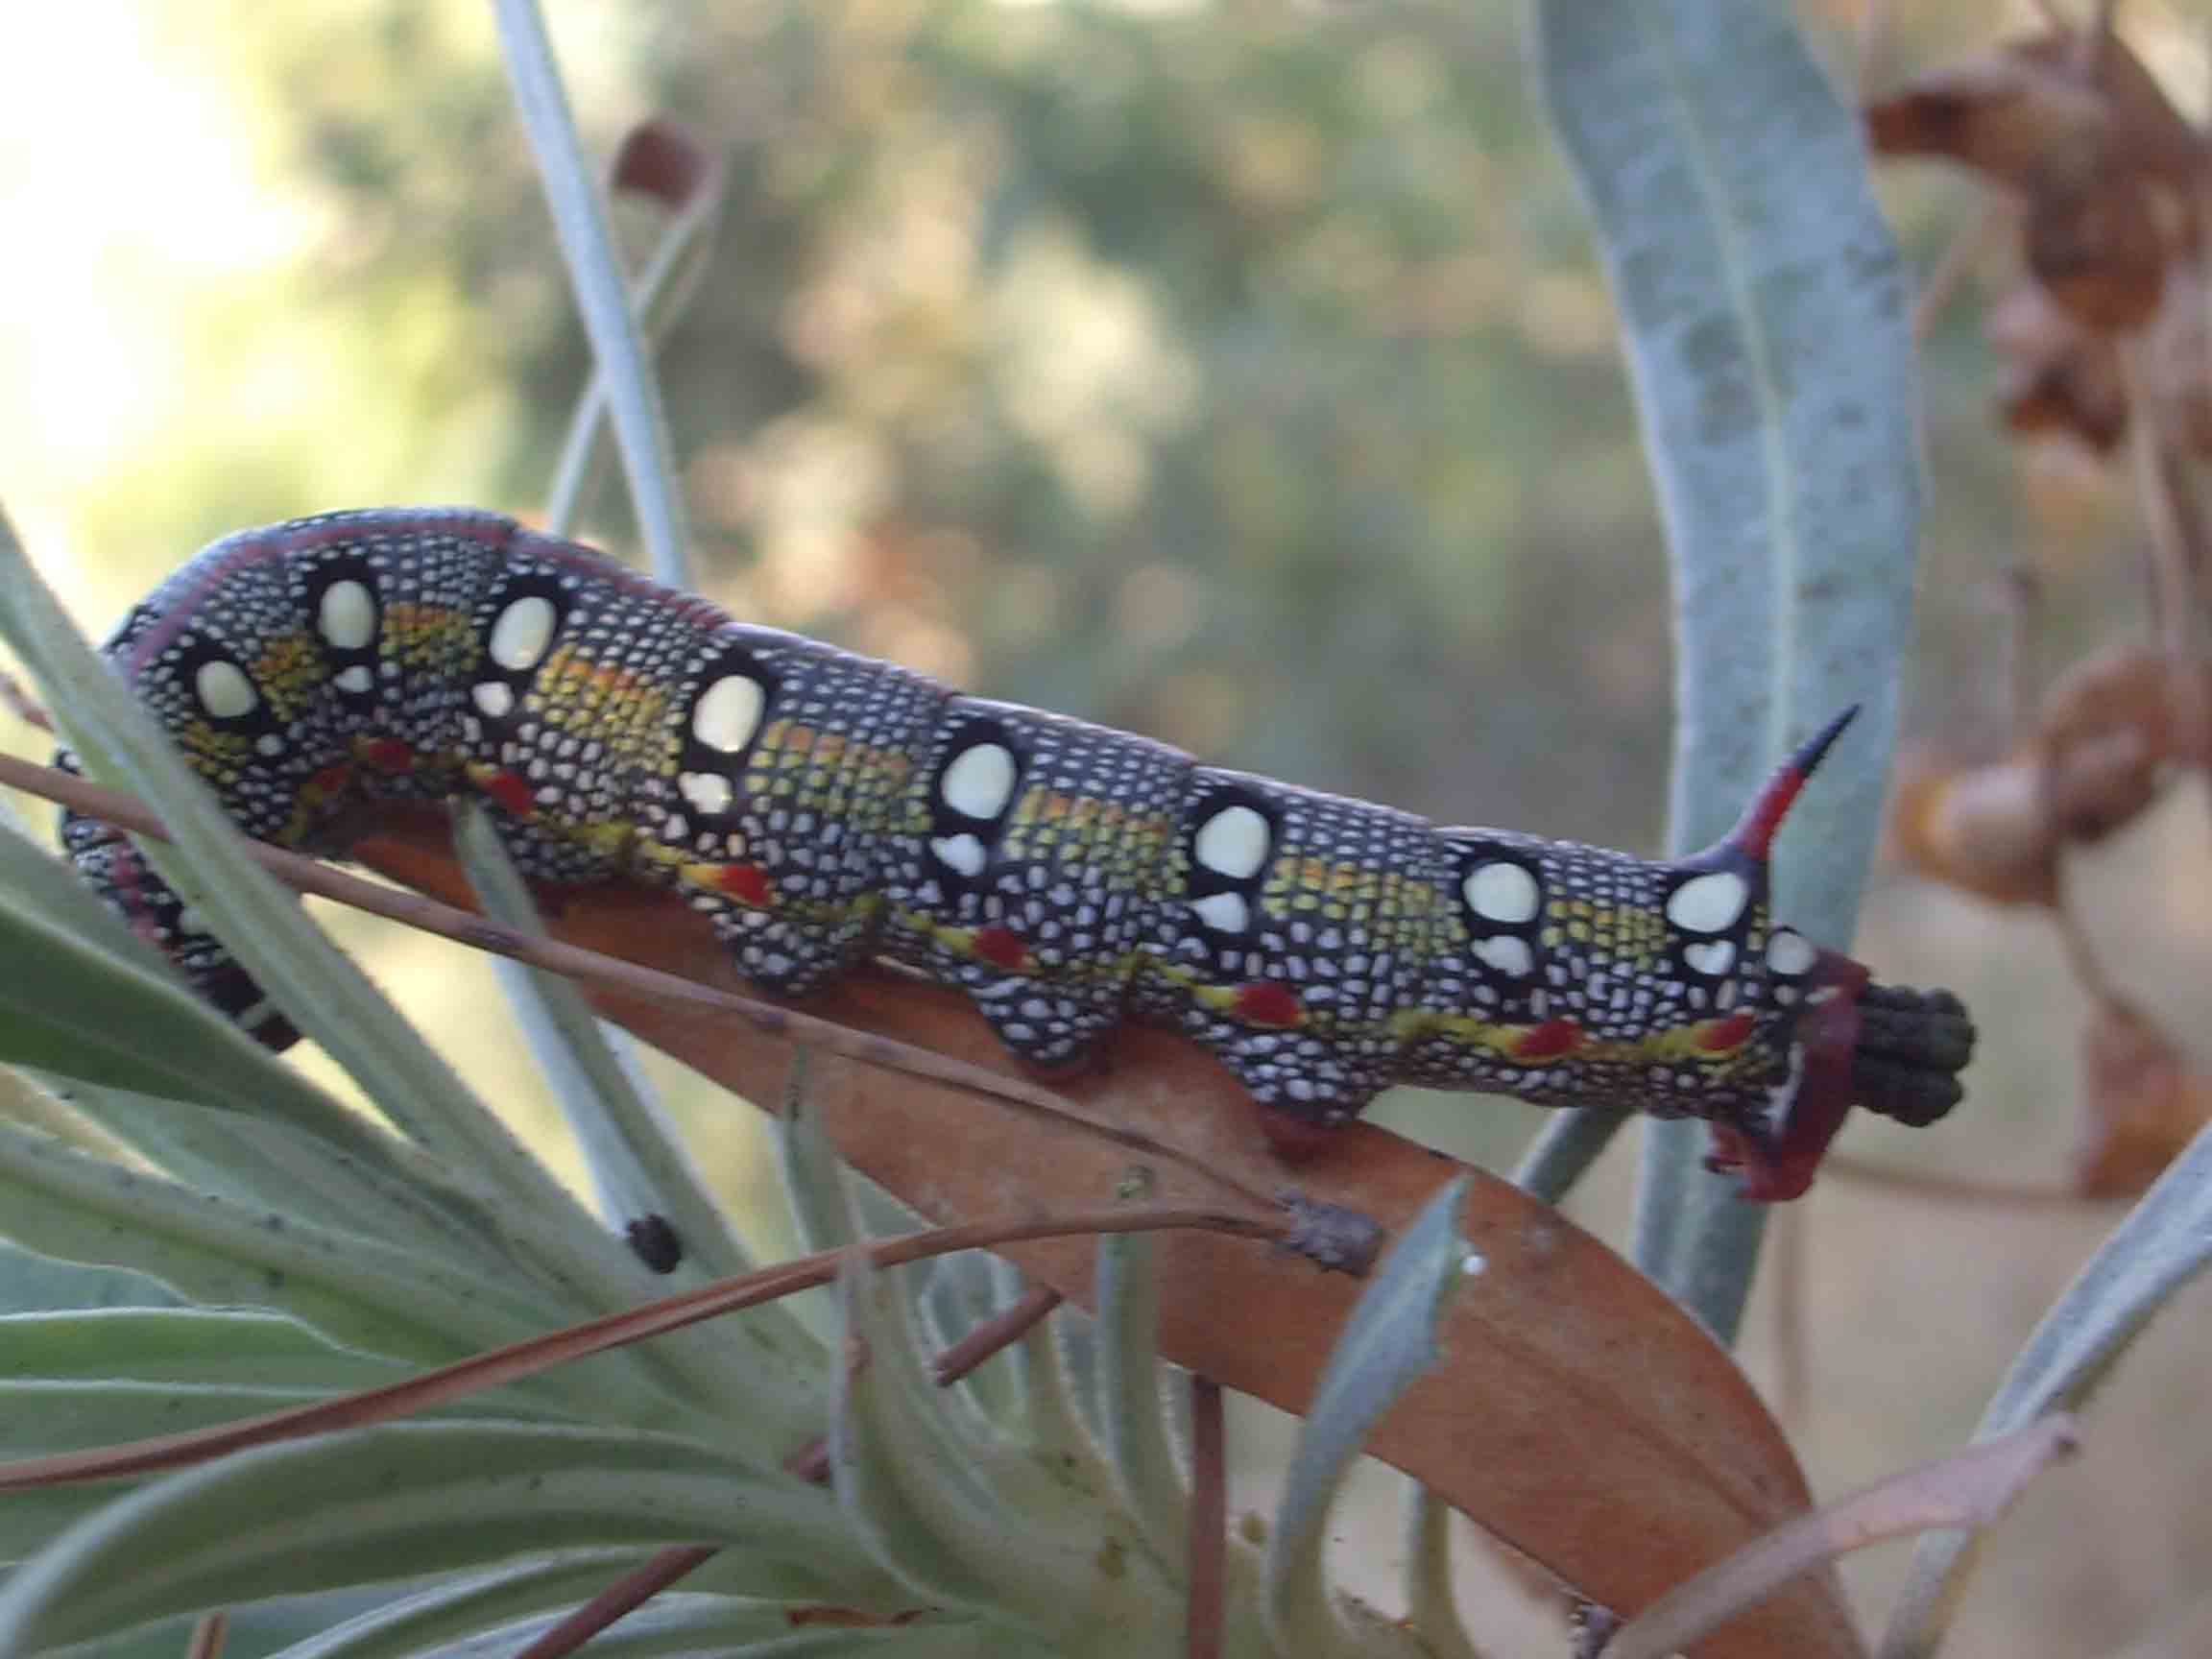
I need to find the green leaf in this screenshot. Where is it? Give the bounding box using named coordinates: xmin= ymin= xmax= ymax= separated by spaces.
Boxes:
xmin=1093 ymin=1221 xmax=1187 ymax=1568
xmin=1262 ymin=1177 xmax=1474 ymax=1653
xmin=0 ymin=1122 xmax=671 ymax=1424
xmin=1878 ymin=1123 xmax=2212 ymax=1658
xmin=0 ymin=1422 xmax=870 ymax=1654
xmin=260 ymin=1552 xmax=733 ymax=1659
xmin=0 ymin=1237 xmax=178 ymax=1314
xmin=1532 ymin=0 xmax=1921 ymax=1336
xmin=830 ymin=1253 xmax=1156 ymax=1640
xmin=490 ymin=0 xmax=691 ymax=583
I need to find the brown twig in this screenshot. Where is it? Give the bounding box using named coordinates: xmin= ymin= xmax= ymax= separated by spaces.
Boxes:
xmin=183 ymin=1613 xmax=227 ymax=1659
xmin=0 ymin=749 xmax=1284 ymax=1212
xmin=0 ymin=1204 xmax=1283 ymax=1493
xmin=785 ymin=1282 xmax=1067 ymax=1485
xmin=513 ymin=1544 xmax=719 ymax=1659
xmin=1187 ymin=1374 xmax=1227 ymax=1659
xmin=0 ymin=668 xmax=52 ymax=733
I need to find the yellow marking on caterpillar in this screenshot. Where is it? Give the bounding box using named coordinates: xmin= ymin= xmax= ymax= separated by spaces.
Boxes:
xmin=383 ymin=601 xmax=474 ymax=668
xmin=1389 ymin=1007 xmax=1756 ymax=1066
xmin=251 ymin=630 xmax=325 ymax=721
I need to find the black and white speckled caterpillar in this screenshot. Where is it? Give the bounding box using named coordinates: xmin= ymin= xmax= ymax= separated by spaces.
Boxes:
xmin=60 ymin=509 xmax=1971 ymax=1198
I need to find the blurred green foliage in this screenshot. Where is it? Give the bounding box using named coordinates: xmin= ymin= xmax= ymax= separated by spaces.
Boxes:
xmin=208 ymin=0 xmax=1689 ymax=841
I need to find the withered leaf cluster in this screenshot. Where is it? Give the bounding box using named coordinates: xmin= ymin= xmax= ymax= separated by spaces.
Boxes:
xmin=1869 ymin=24 xmax=2210 ymax=454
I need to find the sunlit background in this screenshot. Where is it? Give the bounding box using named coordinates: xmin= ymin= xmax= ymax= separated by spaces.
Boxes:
xmin=5 ymin=2 xmax=2212 ymax=1654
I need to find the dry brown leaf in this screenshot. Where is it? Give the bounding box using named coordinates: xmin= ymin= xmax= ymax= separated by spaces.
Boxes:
xmin=1867 ymin=50 xmax=2108 ymax=190
xmin=2025 ymin=176 xmax=2165 ymax=332
xmin=1889 ymin=752 xmax=2058 ymax=905
xmin=345 ymin=826 xmax=1863 ymax=1659
xmin=1873 ymin=25 xmax=2203 ymax=344
xmin=2077 ymin=996 xmax=2212 ymax=1197
xmin=2038 ymin=643 xmax=2212 ymax=770
xmin=1990 ymin=283 xmax=2128 ymax=453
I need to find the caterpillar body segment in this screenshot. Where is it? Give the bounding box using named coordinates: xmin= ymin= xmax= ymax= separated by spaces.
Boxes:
xmin=59 ymin=509 xmax=1967 ymax=1195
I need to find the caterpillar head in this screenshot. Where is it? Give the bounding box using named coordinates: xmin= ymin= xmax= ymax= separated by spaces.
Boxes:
xmin=1410 ymin=708 xmax=1967 ymax=1196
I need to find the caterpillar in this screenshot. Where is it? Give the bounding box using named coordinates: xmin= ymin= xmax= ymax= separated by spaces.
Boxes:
xmin=60 ymin=508 xmax=1970 ymax=1198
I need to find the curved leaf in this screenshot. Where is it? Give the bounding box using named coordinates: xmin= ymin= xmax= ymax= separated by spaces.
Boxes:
xmin=0 ymin=1422 xmax=872 ymax=1654
xmin=426 ymin=865 xmax=1864 ymax=1659
xmin=1879 ymin=1129 xmax=2212 ymax=1658
xmin=1262 ymin=1176 xmax=1471 ymax=1655
xmin=1533 ymin=0 xmax=1921 ymax=1340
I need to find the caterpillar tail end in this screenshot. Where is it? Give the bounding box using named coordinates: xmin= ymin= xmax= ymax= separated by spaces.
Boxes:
xmin=1705 ymin=947 xmax=1976 ymax=1201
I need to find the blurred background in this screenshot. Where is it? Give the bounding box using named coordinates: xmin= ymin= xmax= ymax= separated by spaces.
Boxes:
xmin=3 ymin=2 xmax=2209 ymax=1653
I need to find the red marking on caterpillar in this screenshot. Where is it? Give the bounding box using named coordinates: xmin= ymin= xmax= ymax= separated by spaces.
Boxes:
xmin=309 ymin=762 xmax=352 ymax=797
xmin=1232 ymin=981 xmax=1304 ymax=1029
xmin=711 ymin=862 xmax=773 ymax=905
xmin=1695 ymin=1009 xmax=1756 ymax=1054
xmin=1511 ymin=1016 xmax=1582 ymax=1062
xmin=1722 ymin=706 xmax=1859 ymax=863
xmin=359 ymin=737 xmax=414 ymax=774
xmin=972 ymin=925 xmax=1032 ymax=972
xmin=474 ymin=768 xmax=537 ymax=818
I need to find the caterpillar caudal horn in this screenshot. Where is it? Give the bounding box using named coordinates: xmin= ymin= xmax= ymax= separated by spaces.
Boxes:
xmin=53 ymin=510 xmax=1973 ymax=1199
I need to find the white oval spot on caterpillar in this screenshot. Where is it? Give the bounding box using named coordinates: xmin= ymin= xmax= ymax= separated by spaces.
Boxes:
xmin=940 ymin=741 xmax=1017 ymax=820
xmin=679 ymin=770 xmax=734 ymax=817
xmin=1473 ymin=934 xmax=1533 ymax=977
xmin=488 ymin=594 xmax=558 ymax=672
xmin=1192 ymin=804 xmax=1271 ymax=880
xmin=318 ymin=579 xmax=376 ymax=650
xmin=1684 ymin=939 xmax=1737 ymax=977
xmin=178 ymin=906 xmax=206 ymax=935
xmin=194 ymin=660 xmax=257 ymax=720
xmin=1189 ymin=890 xmax=1250 ymax=934
xmin=335 ymin=664 xmax=374 ymax=694
xmin=691 ymin=673 xmax=766 ymax=755
xmin=471 ymin=681 xmax=515 ymax=718
xmin=255 ymin=733 xmax=285 ymax=757
xmin=1766 ymin=926 xmax=1817 ymax=977
xmin=930 ymin=831 xmax=988 ymax=878
xmin=1463 ymin=859 xmax=1540 ymax=925
xmin=1666 ymin=870 xmax=1748 ymax=934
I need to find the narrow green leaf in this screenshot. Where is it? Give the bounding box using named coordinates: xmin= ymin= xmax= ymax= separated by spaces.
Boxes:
xmin=830 ymin=1254 xmax=1138 ymax=1637
xmin=1094 ymin=1219 xmax=1188 ymax=1568
xmin=0 ymin=1237 xmax=178 ymax=1315
xmin=1532 ymin=0 xmax=1920 ymax=1334
xmin=0 ymin=1121 xmax=665 ymax=1421
xmin=1263 ymin=1177 xmax=1474 ymax=1654
xmin=491 ymin=0 xmax=691 ymax=584
xmin=1400 ymin=1479 xmax=1487 ymax=1659
xmin=0 ymin=1422 xmax=870 ymax=1653
xmin=1879 ymin=1124 xmax=2212 ymax=1658
xmin=261 ymin=1551 xmax=733 ymax=1659
xmin=456 ymin=805 xmax=761 ymax=1285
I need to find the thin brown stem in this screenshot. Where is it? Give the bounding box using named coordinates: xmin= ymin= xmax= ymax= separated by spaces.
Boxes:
xmin=0 ymin=751 xmax=1283 ymax=1212
xmin=512 ymin=1545 xmax=720 ymax=1659
xmin=0 ymin=668 xmax=52 ymax=733
xmin=1187 ymin=1374 xmax=1227 ymax=1659
xmin=785 ymin=1282 xmax=1068 ymax=1484
xmin=183 ymin=1613 xmax=228 ymax=1659
xmin=0 ymin=1203 xmax=1285 ymax=1493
